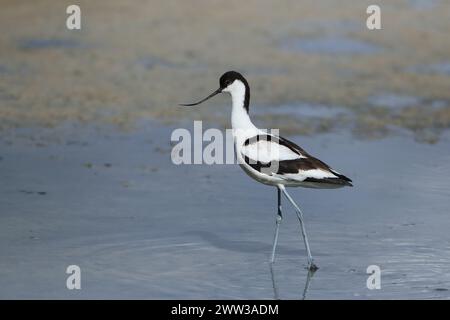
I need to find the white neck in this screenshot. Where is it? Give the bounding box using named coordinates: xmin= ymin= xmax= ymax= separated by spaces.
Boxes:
xmin=226 ymin=81 xmax=257 ymax=132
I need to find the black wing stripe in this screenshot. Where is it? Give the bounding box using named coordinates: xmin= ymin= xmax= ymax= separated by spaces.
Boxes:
xmin=244 ymin=135 xmax=334 ymax=171
xmin=243 ymin=156 xmax=347 ymax=177
xmin=244 ymin=134 xmax=305 ymax=156
xmin=304 ymin=177 xmax=353 ymax=186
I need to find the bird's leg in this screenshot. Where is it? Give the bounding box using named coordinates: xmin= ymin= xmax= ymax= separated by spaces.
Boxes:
xmin=302 ymin=269 xmax=315 ymax=300
xmin=278 ymin=185 xmax=318 ymax=271
xmin=269 ymin=263 xmax=280 ymax=300
xmin=270 ymin=187 xmax=283 ymax=263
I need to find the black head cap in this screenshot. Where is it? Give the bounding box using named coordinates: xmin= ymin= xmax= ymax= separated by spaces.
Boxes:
xmin=219 ymin=71 xmax=246 ymax=89
xmin=219 ymin=71 xmax=250 ymax=112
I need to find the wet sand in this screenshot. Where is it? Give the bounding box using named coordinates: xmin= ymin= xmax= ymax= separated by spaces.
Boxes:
xmin=1 ymin=0 xmax=450 ymax=140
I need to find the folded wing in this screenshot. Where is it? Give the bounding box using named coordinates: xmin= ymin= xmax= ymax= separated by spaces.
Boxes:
xmin=241 ymin=134 xmax=352 ymax=187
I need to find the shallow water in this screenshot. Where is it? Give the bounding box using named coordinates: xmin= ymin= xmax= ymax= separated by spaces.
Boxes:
xmin=18 ymin=38 xmax=83 ymax=50
xmin=256 ymin=103 xmax=350 ymax=118
xmin=281 ymin=36 xmax=382 ymax=55
xmin=408 ymin=0 xmax=442 ymax=10
xmin=367 ymin=93 xmax=422 ymax=109
xmin=407 ymin=62 xmax=450 ymax=77
xmin=1 ymin=122 xmax=450 ymax=299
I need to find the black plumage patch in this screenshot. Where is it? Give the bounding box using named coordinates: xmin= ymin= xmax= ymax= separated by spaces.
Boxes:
xmin=244 ymin=134 xmax=306 ymax=156
xmin=219 ymin=71 xmax=250 ymax=112
xmin=242 ymin=134 xmax=353 ymax=186
xmin=304 ymin=177 xmax=353 ymax=187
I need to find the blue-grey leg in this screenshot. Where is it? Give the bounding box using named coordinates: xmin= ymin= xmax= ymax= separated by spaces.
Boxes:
xmin=269 ymin=263 xmax=280 ymax=300
xmin=302 ymin=270 xmax=315 ymax=300
xmin=278 ymin=185 xmax=318 ymax=271
xmin=270 ymin=187 xmax=282 ymax=263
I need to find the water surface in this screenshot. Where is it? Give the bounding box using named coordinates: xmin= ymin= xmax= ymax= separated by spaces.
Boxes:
xmin=1 ymin=122 xmax=449 ymax=299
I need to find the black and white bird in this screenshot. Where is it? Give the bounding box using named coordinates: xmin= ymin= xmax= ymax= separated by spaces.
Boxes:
xmin=180 ymin=71 xmax=352 ymax=271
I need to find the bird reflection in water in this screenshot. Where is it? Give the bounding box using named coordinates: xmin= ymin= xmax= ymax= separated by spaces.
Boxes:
xmin=269 ymin=263 xmax=316 ymax=300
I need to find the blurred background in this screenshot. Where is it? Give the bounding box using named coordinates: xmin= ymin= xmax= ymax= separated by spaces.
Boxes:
xmin=1 ymin=0 xmax=450 ymax=141
xmin=1 ymin=0 xmax=450 ymax=299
